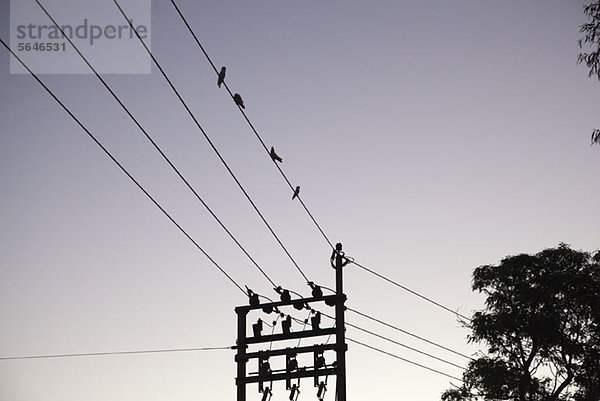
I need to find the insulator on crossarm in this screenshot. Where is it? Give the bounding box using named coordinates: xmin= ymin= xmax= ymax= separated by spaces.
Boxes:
xmin=261 ymin=387 xmax=272 ymax=401
xmin=311 ymin=311 xmax=321 ymax=330
xmin=274 ymin=286 xmax=292 ymax=303
xmin=308 ymin=282 xmax=323 ymax=298
xmin=259 ymin=358 xmax=271 ymax=377
xmin=325 ymin=296 xmax=337 ymax=307
xmin=317 ymin=381 xmax=327 ymax=400
xmin=286 ymin=353 xmax=298 ymax=372
xmin=246 ymin=287 xmax=260 ymax=307
xmin=314 ymin=351 xmax=326 ymax=369
xmin=258 ymin=357 xmax=271 ymax=393
xmin=289 ymin=384 xmax=299 ymax=401
xmin=282 ymin=315 xmax=292 ymax=334
xmin=292 ymin=299 xmax=306 ymax=310
xmin=252 ymin=319 xmax=263 ymax=337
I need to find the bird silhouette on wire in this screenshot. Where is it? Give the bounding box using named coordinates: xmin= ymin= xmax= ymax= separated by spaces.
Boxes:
xmin=292 ymin=186 xmax=300 ymax=200
xmin=233 ymin=93 xmax=245 ymax=109
xmin=217 ymin=66 xmax=226 ymax=87
xmin=270 ymin=146 xmax=283 ymax=163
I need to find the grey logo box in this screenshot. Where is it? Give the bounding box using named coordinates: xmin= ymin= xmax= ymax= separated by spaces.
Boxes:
xmin=10 ymin=0 xmax=151 ymax=74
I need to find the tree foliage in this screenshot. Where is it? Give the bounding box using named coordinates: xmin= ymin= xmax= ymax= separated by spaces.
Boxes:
xmin=579 ymin=1 xmax=600 ymax=81
xmin=442 ymin=244 xmax=600 ymax=401
xmin=578 ymin=2 xmax=600 ymax=145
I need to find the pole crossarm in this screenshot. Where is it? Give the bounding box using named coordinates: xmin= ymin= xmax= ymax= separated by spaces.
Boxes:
xmin=244 ymin=344 xmax=337 ymax=360
xmin=238 ymin=367 xmax=338 ymax=385
xmin=243 ymin=327 xmax=336 ymax=346
xmin=234 ymin=294 xmax=340 ymax=313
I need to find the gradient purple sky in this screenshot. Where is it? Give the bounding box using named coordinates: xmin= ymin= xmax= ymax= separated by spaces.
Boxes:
xmin=1 ymin=1 xmax=599 ymax=400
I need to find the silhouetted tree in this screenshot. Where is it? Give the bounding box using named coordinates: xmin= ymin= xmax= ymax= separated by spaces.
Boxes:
xmin=578 ymin=2 xmax=600 ymax=145
xmin=442 ymin=244 xmax=600 ymax=401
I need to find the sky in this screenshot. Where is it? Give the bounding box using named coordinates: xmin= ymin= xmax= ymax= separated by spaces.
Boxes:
xmin=1 ymin=1 xmax=599 ymax=400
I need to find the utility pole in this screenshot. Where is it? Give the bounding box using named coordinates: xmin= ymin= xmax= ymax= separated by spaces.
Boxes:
xmin=234 ymin=243 xmax=348 ymax=401
xmin=334 ymin=243 xmax=347 ymax=401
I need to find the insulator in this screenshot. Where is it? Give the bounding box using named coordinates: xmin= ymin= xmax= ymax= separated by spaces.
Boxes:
xmin=274 ymin=286 xmax=292 ymax=303
xmin=292 ymin=300 xmax=305 ymax=310
xmin=282 ymin=315 xmax=292 ymax=334
xmin=247 ymin=288 xmax=260 ymax=307
xmin=280 ymin=289 xmax=291 ymax=303
xmin=325 ymin=297 xmax=336 ymax=307
xmin=289 ymin=384 xmax=299 ymax=401
xmin=315 ymin=354 xmax=325 ymax=368
xmin=261 ymin=387 xmax=272 ymax=401
xmin=252 ymin=319 xmax=263 ymax=337
xmin=317 ymin=381 xmax=327 ymax=400
xmin=259 ymin=359 xmax=271 ymax=376
xmin=287 ymin=353 xmax=298 ymax=372
xmin=311 ymin=312 xmax=321 ymax=330
xmin=308 ymin=281 xmax=324 ymax=298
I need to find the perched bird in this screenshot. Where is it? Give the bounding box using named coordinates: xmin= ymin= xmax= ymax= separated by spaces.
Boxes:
xmin=292 ymin=186 xmax=300 ymax=200
xmin=269 ymin=146 xmax=283 ymax=163
xmin=233 ymin=93 xmax=245 ymax=109
xmin=592 ymin=129 xmax=600 ymax=145
xmin=217 ymin=66 xmax=226 ymax=87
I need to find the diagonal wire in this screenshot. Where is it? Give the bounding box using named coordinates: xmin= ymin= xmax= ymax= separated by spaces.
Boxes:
xmin=4 ymin=17 xmax=474 ymax=385
xmin=268 ymin=315 xmax=282 ymax=351
xmin=347 ymin=307 xmax=474 ymax=360
xmin=164 ymin=0 xmax=475 ymax=329
xmin=347 ymin=337 xmax=463 ymax=382
xmin=350 ymin=260 xmax=471 ymax=321
xmin=36 ymin=4 xmax=473 ymax=380
xmin=0 ymin=37 xmax=245 ymax=297
xmin=320 ymin=312 xmax=465 ymax=370
xmin=0 ymin=346 xmax=233 ymax=361
xmin=296 ymin=310 xmax=312 ymax=347
xmin=35 ymin=0 xmax=277 ymax=290
xmin=114 ymin=0 xmax=310 ymax=284
xmin=167 ymin=0 xmax=334 ymax=251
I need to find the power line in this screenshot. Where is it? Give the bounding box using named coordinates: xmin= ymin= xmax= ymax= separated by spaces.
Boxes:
xmin=167 ymin=0 xmax=335 ymax=251
xmin=0 ymin=346 xmax=233 ymax=361
xmin=347 ymin=338 xmax=463 ymax=382
xmin=4 ymin=10 xmax=474 ymax=391
xmin=164 ymin=0 xmax=474 ymax=330
xmin=23 ymin=8 xmax=468 ymax=376
xmin=21 ymin=4 xmax=473 ymax=384
xmin=118 ymin=2 xmax=474 ymax=368
xmin=0 ymin=37 xmax=246 ymax=297
xmin=347 ymin=307 xmax=474 ymax=360
xmin=164 ymin=0 xmax=475 ymax=329
xmin=320 ymin=312 xmax=466 ymax=370
xmin=260 ymin=308 xmax=469 ymax=378
xmin=35 ymin=0 xmax=277 ymax=290
xmin=350 ymin=260 xmax=471 ymax=321
xmin=114 ymin=0 xmax=311 ymax=285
